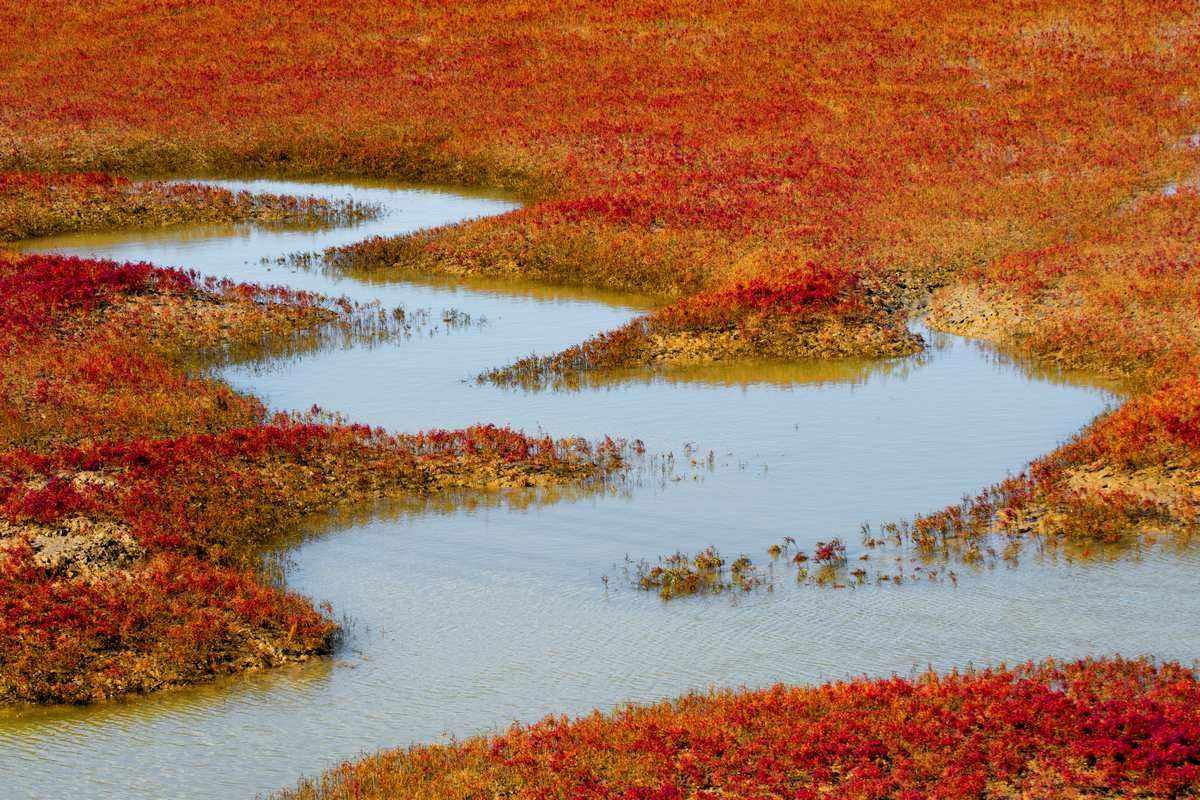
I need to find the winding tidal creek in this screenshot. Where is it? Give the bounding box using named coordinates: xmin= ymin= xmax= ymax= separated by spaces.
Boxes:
xmin=5 ymin=179 xmax=1196 ymax=800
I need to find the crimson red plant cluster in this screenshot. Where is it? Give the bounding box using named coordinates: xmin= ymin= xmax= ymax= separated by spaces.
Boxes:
xmin=0 ymin=254 xmax=192 ymax=340
xmin=274 ymin=657 xmax=1200 ymax=800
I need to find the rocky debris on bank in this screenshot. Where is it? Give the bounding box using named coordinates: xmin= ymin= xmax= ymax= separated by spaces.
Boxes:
xmin=0 ymin=516 xmax=144 ymax=580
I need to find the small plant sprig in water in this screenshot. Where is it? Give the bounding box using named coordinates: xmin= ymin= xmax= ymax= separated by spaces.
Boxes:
xmin=813 ymin=538 xmax=846 ymax=564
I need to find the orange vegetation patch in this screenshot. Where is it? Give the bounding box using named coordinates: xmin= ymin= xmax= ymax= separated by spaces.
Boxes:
xmin=930 ymin=187 xmax=1200 ymax=380
xmin=911 ymin=187 xmax=1200 ymax=557
xmin=0 ymin=253 xmax=332 ymax=450
xmin=273 ymin=657 xmax=1200 ymax=800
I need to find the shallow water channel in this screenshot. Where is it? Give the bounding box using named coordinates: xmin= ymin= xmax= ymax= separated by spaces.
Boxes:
xmin=5 ymin=179 xmax=1197 ymax=800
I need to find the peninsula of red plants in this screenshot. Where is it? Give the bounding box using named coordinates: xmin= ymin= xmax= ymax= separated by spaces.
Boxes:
xmin=274 ymin=657 xmax=1200 ymax=800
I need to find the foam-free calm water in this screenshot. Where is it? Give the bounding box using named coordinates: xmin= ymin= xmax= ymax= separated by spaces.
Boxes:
xmin=5 ymin=179 xmax=1192 ymax=800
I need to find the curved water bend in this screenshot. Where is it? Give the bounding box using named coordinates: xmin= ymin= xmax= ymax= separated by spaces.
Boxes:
xmin=6 ymin=179 xmax=1195 ymax=800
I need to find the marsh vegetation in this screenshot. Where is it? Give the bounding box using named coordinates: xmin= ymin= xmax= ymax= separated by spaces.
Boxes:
xmin=3 ymin=1 xmax=1200 ymax=797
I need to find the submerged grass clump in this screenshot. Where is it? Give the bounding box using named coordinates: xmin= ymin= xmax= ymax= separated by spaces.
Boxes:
xmin=630 ymin=547 xmax=764 ymax=599
xmin=626 ymin=535 xmax=967 ymax=596
xmin=211 ymin=302 xmax=486 ymax=372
